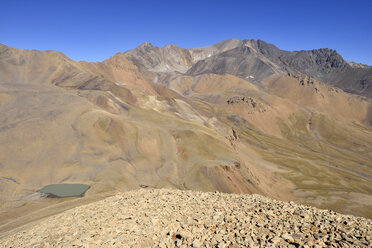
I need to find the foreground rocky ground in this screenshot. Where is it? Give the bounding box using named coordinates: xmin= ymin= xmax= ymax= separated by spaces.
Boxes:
xmin=1 ymin=189 xmax=371 ymax=247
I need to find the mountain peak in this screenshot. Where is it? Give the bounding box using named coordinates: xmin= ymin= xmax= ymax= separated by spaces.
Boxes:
xmin=137 ymin=42 xmax=154 ymax=49
xmin=308 ymin=48 xmax=345 ymax=69
xmin=240 ymin=39 xmax=281 ymax=57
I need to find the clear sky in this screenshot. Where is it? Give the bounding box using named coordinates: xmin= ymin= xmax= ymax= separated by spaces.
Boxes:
xmin=1 ymin=0 xmax=371 ymax=65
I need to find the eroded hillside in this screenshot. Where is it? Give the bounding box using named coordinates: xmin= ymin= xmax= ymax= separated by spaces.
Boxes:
xmin=0 ymin=40 xmax=371 ymax=232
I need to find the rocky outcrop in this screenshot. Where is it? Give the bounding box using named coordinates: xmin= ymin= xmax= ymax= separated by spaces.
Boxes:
xmin=227 ymin=96 xmax=267 ymax=113
xmin=1 ymin=189 xmax=370 ymax=247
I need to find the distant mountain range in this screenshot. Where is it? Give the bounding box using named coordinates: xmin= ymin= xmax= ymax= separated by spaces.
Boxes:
xmin=123 ymin=39 xmax=372 ymax=98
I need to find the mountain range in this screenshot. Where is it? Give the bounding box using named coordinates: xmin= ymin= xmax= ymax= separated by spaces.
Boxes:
xmin=0 ymin=39 xmax=371 ymax=230
xmin=124 ymin=39 xmax=372 ymax=98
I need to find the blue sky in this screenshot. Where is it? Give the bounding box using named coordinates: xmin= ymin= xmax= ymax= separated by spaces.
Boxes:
xmin=1 ymin=0 xmax=371 ymax=64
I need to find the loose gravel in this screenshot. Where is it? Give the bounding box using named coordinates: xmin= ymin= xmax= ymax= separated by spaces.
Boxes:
xmin=1 ymin=188 xmax=371 ymax=247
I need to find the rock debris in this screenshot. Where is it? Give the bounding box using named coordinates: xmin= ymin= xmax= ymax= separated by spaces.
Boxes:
xmin=1 ymin=189 xmax=371 ymax=247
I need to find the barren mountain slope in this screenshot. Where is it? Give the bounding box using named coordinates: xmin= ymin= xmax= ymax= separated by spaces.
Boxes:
xmin=166 ymin=72 xmax=372 ymax=217
xmin=123 ymin=39 xmax=372 ymax=218
xmin=0 ymin=44 xmax=292 ymax=232
xmin=0 ymin=39 xmax=372 ymax=236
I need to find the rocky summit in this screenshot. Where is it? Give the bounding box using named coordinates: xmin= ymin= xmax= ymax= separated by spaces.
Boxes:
xmin=1 ymin=189 xmax=370 ymax=247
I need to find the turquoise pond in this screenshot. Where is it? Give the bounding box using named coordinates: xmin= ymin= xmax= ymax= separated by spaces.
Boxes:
xmin=37 ymin=184 xmax=90 ymax=198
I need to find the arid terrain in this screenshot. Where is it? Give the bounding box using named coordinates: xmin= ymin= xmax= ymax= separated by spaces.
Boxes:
xmin=1 ymin=189 xmax=371 ymax=247
xmin=0 ymin=39 xmax=371 ymax=236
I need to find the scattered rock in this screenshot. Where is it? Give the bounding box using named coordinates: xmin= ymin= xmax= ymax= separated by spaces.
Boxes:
xmin=0 ymin=189 xmax=370 ymax=247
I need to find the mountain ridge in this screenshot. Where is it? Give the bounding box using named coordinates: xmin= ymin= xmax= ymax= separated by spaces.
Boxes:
xmin=2 ymin=39 xmax=371 ymax=97
xmin=118 ymin=39 xmax=372 ymax=98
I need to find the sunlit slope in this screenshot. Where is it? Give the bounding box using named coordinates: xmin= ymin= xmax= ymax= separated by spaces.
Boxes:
xmin=0 ymin=41 xmax=371 ymax=224
xmin=167 ymin=72 xmax=372 ymax=218
xmin=235 ymin=114 xmax=372 ymax=218
xmin=1 ymin=45 xmax=288 ymax=226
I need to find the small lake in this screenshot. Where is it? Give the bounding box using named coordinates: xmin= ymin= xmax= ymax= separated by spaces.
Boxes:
xmin=37 ymin=184 xmax=90 ymax=198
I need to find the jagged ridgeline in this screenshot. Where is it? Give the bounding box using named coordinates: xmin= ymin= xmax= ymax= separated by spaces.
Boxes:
xmin=0 ymin=38 xmax=371 ymax=232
